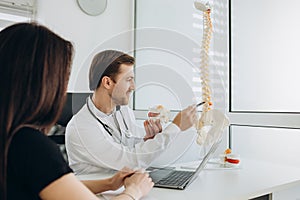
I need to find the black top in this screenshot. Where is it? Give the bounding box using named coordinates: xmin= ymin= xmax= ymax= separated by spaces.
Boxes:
xmin=7 ymin=127 xmax=72 ymax=200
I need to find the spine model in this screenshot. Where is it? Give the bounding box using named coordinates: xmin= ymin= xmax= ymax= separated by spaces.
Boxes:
xmin=196 ymin=5 xmax=213 ymax=145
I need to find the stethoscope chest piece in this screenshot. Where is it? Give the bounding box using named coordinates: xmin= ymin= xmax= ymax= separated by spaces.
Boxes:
xmin=123 ymin=130 xmax=132 ymax=138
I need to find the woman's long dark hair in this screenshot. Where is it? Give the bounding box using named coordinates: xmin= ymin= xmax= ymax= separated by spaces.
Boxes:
xmin=0 ymin=22 xmax=74 ymax=200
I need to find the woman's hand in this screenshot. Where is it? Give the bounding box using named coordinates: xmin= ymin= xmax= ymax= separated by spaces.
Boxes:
xmin=109 ymin=167 xmax=135 ymax=191
xmin=122 ymin=170 xmax=154 ymax=199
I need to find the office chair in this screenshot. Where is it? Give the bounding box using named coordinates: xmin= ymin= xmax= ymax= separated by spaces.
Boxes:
xmin=48 ymin=92 xmax=91 ymax=144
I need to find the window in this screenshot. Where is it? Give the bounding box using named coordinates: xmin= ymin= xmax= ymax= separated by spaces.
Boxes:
xmin=230 ymin=0 xmax=300 ymax=113
xmin=133 ymin=0 xmax=229 ymax=163
xmin=134 ymin=0 xmax=228 ymax=113
xmin=229 ymin=0 xmax=300 ymax=130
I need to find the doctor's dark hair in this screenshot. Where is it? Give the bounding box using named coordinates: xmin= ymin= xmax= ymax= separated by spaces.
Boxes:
xmin=89 ymin=50 xmax=135 ymax=91
xmin=0 ymin=22 xmax=73 ymax=200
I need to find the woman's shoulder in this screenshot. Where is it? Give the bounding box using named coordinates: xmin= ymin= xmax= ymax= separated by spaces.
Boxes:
xmin=10 ymin=127 xmax=61 ymax=159
xmin=13 ymin=127 xmax=55 ymax=147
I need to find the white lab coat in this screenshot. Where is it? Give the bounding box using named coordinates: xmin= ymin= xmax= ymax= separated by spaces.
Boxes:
xmin=65 ymin=97 xmax=180 ymax=175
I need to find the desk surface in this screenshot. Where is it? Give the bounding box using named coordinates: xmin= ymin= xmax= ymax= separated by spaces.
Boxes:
xmin=77 ymin=159 xmax=300 ymax=200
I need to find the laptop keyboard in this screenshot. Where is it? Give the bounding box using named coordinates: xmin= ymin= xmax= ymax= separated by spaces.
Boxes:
xmin=156 ymin=170 xmax=194 ymax=186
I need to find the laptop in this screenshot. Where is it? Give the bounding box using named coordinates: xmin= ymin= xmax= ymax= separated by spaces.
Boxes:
xmin=148 ymin=140 xmax=220 ymax=190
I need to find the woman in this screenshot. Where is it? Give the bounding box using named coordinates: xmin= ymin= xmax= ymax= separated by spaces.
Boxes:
xmin=0 ymin=22 xmax=153 ymax=200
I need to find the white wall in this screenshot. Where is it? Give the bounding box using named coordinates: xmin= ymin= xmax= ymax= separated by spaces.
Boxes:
xmin=35 ymin=0 xmax=135 ymax=92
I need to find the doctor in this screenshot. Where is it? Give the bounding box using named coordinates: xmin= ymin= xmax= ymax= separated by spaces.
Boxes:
xmin=66 ymin=50 xmax=197 ymax=175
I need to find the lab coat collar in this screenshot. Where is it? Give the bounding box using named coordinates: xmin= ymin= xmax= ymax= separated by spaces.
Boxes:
xmin=87 ymin=96 xmax=117 ymax=119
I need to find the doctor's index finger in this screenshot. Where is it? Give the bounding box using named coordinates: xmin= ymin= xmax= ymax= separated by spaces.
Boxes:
xmin=182 ymin=105 xmax=196 ymax=113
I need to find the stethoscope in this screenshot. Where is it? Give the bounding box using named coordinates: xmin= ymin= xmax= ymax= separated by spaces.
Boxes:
xmin=86 ymin=96 xmax=133 ymax=142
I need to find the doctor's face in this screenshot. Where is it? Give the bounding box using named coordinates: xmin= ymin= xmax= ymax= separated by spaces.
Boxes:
xmin=111 ymin=64 xmax=135 ymax=105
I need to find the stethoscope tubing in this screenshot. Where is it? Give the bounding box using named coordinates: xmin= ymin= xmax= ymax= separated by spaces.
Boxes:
xmin=86 ymin=96 xmax=132 ymax=140
xmin=86 ymin=97 xmax=113 ymax=136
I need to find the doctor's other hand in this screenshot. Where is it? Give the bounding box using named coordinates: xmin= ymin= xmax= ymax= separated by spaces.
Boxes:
xmin=122 ymin=171 xmax=154 ymax=200
xmin=110 ymin=167 xmax=135 ymax=191
xmin=172 ymin=105 xmax=197 ymax=131
xmin=143 ymin=119 xmax=162 ymax=141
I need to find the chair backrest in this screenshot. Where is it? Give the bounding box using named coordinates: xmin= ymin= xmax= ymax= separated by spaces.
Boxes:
xmin=57 ymin=92 xmax=91 ymax=126
xmin=49 ymin=92 xmax=91 ymax=160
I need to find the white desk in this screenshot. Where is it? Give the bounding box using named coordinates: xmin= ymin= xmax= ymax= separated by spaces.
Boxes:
xmin=77 ymin=159 xmax=300 ymax=200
